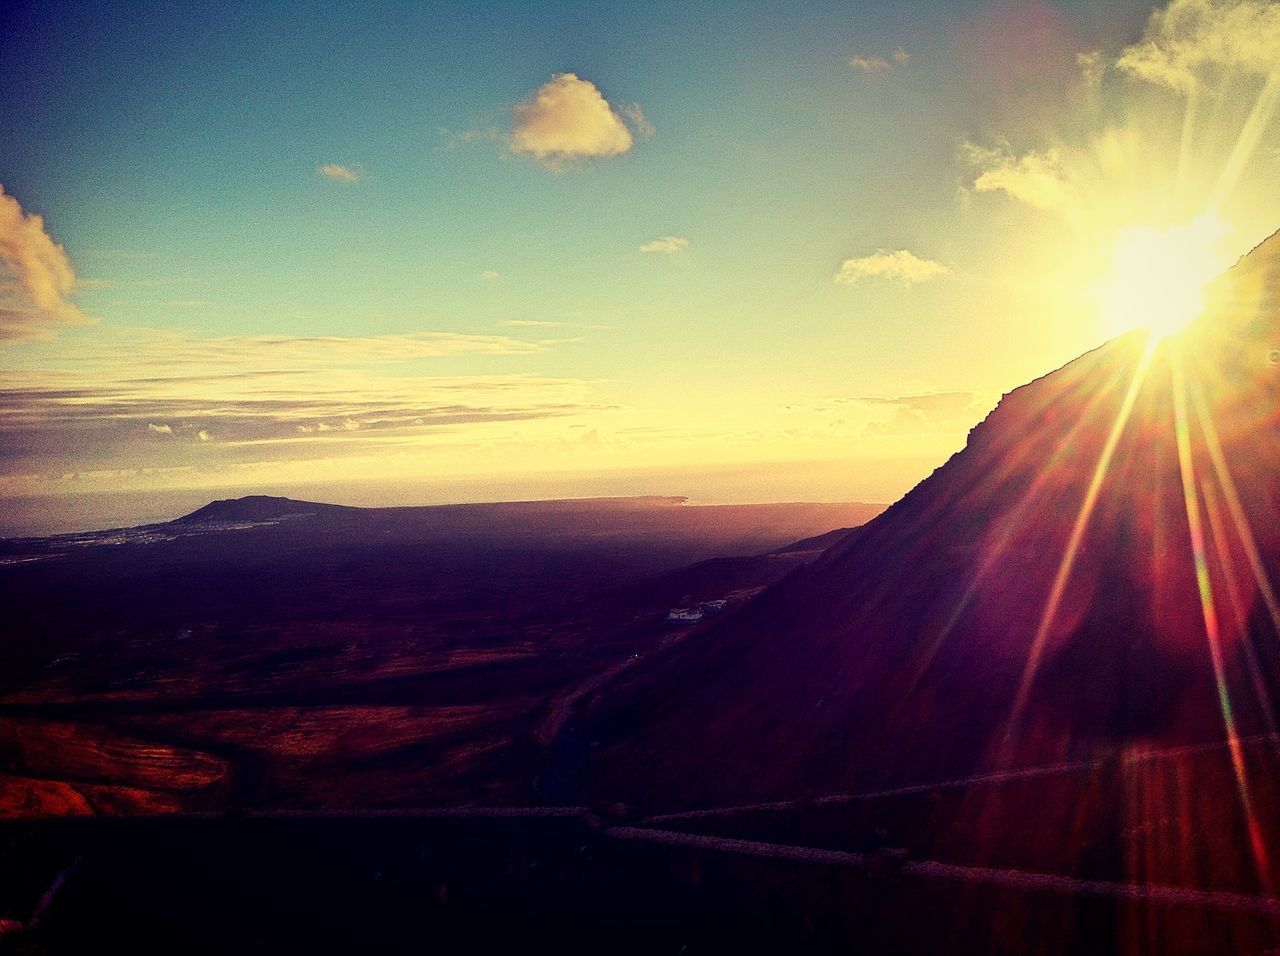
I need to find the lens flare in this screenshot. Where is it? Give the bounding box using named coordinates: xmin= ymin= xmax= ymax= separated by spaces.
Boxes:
xmin=1098 ymin=213 xmax=1233 ymax=342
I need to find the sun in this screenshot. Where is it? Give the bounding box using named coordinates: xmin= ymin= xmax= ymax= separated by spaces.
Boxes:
xmin=1097 ymin=213 xmax=1233 ymax=343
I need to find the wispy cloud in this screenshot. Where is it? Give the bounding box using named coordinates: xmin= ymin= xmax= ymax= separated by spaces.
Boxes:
xmin=638 ymin=235 xmax=689 ymax=255
xmin=850 ymin=48 xmax=910 ymax=73
xmin=1113 ymin=0 xmax=1280 ymax=203
xmin=1076 ymin=50 xmax=1106 ymax=88
xmin=510 ymin=73 xmax=638 ymax=169
xmin=0 ymin=185 xmax=90 ymax=341
xmin=957 ymin=0 xmax=1280 ymax=225
xmin=849 ymin=54 xmax=892 ymax=73
xmin=1116 ymin=0 xmax=1280 ymax=92
xmin=858 ymin=392 xmax=985 ymax=436
xmin=791 ymin=391 xmax=986 ymax=439
xmin=962 ymin=142 xmax=1074 ymax=212
xmin=436 ymin=126 xmax=502 ymax=151
xmin=835 ymin=250 xmax=951 ymax=285
xmin=623 ymin=103 xmax=655 ymax=139
xmin=318 ymin=163 xmax=362 ymax=183
xmin=480 ymin=270 xmax=501 ymax=281
xmin=47 ymin=328 xmax=551 ymax=373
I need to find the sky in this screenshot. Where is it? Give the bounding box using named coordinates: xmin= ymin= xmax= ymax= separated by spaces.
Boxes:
xmin=2 ymin=0 xmax=1280 ymax=532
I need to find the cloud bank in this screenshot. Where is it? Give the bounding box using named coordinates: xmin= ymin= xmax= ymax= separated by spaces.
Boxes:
xmin=835 ymin=250 xmax=951 ymax=285
xmin=510 ymin=73 xmax=637 ymax=168
xmin=0 ymin=325 xmax=597 ymax=483
xmin=0 ymin=185 xmax=88 ymax=341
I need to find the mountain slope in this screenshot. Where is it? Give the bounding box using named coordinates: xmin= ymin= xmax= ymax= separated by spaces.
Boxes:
xmin=574 ymin=230 xmax=1280 ymax=817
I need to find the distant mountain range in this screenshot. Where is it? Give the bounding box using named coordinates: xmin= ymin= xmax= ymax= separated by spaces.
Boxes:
xmin=172 ymin=494 xmax=702 ymax=525
xmin=575 ymin=230 xmax=1280 ymax=814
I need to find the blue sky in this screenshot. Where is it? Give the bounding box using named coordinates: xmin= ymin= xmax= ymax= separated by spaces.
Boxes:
xmin=2 ymin=0 xmax=1279 ymax=530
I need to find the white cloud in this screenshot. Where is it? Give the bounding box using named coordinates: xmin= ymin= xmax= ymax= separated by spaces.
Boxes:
xmin=850 ymin=54 xmax=892 ymax=73
xmin=835 ymin=250 xmax=951 ymax=285
xmin=963 ymin=143 xmax=1074 ymax=212
xmin=638 ymin=235 xmax=689 ymax=255
xmin=318 ymin=164 xmax=361 ymax=183
xmin=147 ymin=422 xmax=173 ymax=435
xmin=510 ymin=73 xmax=636 ymax=168
xmin=197 ymin=429 xmax=212 ymax=442
xmin=0 ymin=185 xmax=89 ymax=341
xmin=1116 ymin=0 xmax=1280 ymax=92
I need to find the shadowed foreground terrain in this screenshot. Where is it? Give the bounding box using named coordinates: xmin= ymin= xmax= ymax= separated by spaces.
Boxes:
xmin=4 ymin=810 xmax=1279 ymax=955
xmin=0 ymin=495 xmax=880 ymax=816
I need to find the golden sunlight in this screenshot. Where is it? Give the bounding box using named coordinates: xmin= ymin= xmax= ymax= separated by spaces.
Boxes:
xmin=1097 ymin=213 xmax=1233 ymax=342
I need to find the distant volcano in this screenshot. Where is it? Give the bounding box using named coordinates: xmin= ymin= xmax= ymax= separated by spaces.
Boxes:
xmin=174 ymin=495 xmax=359 ymax=524
xmin=575 ymin=230 xmax=1280 ymax=816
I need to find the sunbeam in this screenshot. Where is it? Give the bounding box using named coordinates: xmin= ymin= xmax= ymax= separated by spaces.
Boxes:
xmin=1172 ymin=347 xmax=1273 ymax=892
xmin=1002 ymin=342 xmax=1157 ymax=755
xmin=1201 ymin=470 xmax=1279 ymax=736
xmin=1212 ymin=70 xmax=1280 ymax=207
xmin=1175 ymin=85 xmax=1200 ymax=205
xmin=1188 ymin=376 xmax=1280 ymax=643
xmin=895 ymin=380 xmax=1130 ymax=708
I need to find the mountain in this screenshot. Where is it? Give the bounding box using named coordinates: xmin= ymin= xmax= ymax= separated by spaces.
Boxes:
xmin=573 ymin=230 xmax=1280 ymax=825
xmin=174 ymin=495 xmax=363 ymax=524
